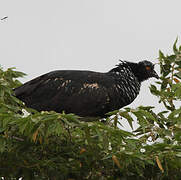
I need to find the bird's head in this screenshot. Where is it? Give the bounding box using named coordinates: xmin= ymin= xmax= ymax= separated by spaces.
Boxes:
xmin=109 ymin=60 xmax=159 ymax=82
xmin=133 ymin=60 xmax=159 ymax=82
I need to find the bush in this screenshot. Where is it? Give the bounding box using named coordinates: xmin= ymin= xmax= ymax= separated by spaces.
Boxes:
xmin=0 ymin=40 xmax=181 ymax=179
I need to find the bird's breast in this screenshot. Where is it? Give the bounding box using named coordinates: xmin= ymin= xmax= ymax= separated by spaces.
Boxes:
xmin=107 ymin=76 xmax=141 ymax=110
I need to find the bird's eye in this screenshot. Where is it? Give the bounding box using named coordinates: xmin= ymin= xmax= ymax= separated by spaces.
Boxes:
xmin=146 ymin=66 xmax=151 ymax=71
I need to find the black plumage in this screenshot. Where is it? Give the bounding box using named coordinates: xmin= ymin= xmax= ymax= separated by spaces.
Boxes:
xmin=14 ymin=60 xmax=159 ymax=117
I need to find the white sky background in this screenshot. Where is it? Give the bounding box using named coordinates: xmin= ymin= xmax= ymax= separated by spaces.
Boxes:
xmin=0 ymin=0 xmax=181 ymax=131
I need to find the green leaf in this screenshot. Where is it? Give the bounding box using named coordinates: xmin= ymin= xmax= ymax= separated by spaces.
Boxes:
xmin=150 ymin=84 xmax=161 ymax=96
xmin=175 ymin=71 xmax=181 ymax=79
xmin=175 ymin=152 xmax=181 ymax=157
xmin=173 ymin=37 xmax=178 ymax=54
xmin=106 ymin=109 xmax=119 ymax=116
xmin=119 ymin=111 xmax=134 ymax=129
xmin=159 ymin=50 xmax=165 ymax=61
xmin=168 ymin=108 xmax=181 ymax=119
xmin=167 ymin=55 xmax=176 ymax=62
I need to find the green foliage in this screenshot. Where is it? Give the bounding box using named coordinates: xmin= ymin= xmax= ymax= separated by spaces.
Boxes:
xmin=1 ymin=39 xmax=181 ymax=179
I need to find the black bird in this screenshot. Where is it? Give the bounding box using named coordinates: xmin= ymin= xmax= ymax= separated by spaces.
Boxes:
xmin=14 ymin=60 xmax=159 ymax=117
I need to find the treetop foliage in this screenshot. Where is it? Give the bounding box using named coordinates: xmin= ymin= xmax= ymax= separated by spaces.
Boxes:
xmin=0 ymin=40 xmax=181 ymax=179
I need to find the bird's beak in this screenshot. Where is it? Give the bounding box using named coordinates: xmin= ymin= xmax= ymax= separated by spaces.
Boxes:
xmin=151 ymin=70 xmax=159 ymax=79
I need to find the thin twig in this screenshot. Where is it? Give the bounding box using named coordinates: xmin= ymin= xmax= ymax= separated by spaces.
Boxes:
xmin=12 ymin=136 xmax=24 ymax=142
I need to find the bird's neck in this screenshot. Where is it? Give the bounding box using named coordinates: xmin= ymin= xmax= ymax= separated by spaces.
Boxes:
xmin=126 ymin=62 xmax=147 ymax=82
xmin=109 ymin=62 xmax=147 ymax=83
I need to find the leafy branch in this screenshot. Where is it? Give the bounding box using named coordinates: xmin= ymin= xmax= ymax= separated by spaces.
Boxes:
xmin=1 ymin=39 xmax=181 ymax=179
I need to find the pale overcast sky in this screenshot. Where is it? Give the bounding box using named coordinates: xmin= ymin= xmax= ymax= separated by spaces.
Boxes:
xmin=0 ymin=0 xmax=181 ymax=130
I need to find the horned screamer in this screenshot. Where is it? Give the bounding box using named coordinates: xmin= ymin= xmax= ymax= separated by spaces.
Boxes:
xmin=14 ymin=60 xmax=159 ymax=118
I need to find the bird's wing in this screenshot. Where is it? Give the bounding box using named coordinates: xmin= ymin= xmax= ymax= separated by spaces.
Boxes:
xmin=14 ymin=71 xmax=112 ymax=116
xmin=14 ymin=73 xmax=48 ymax=97
xmin=14 ymin=70 xmax=108 ymax=97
